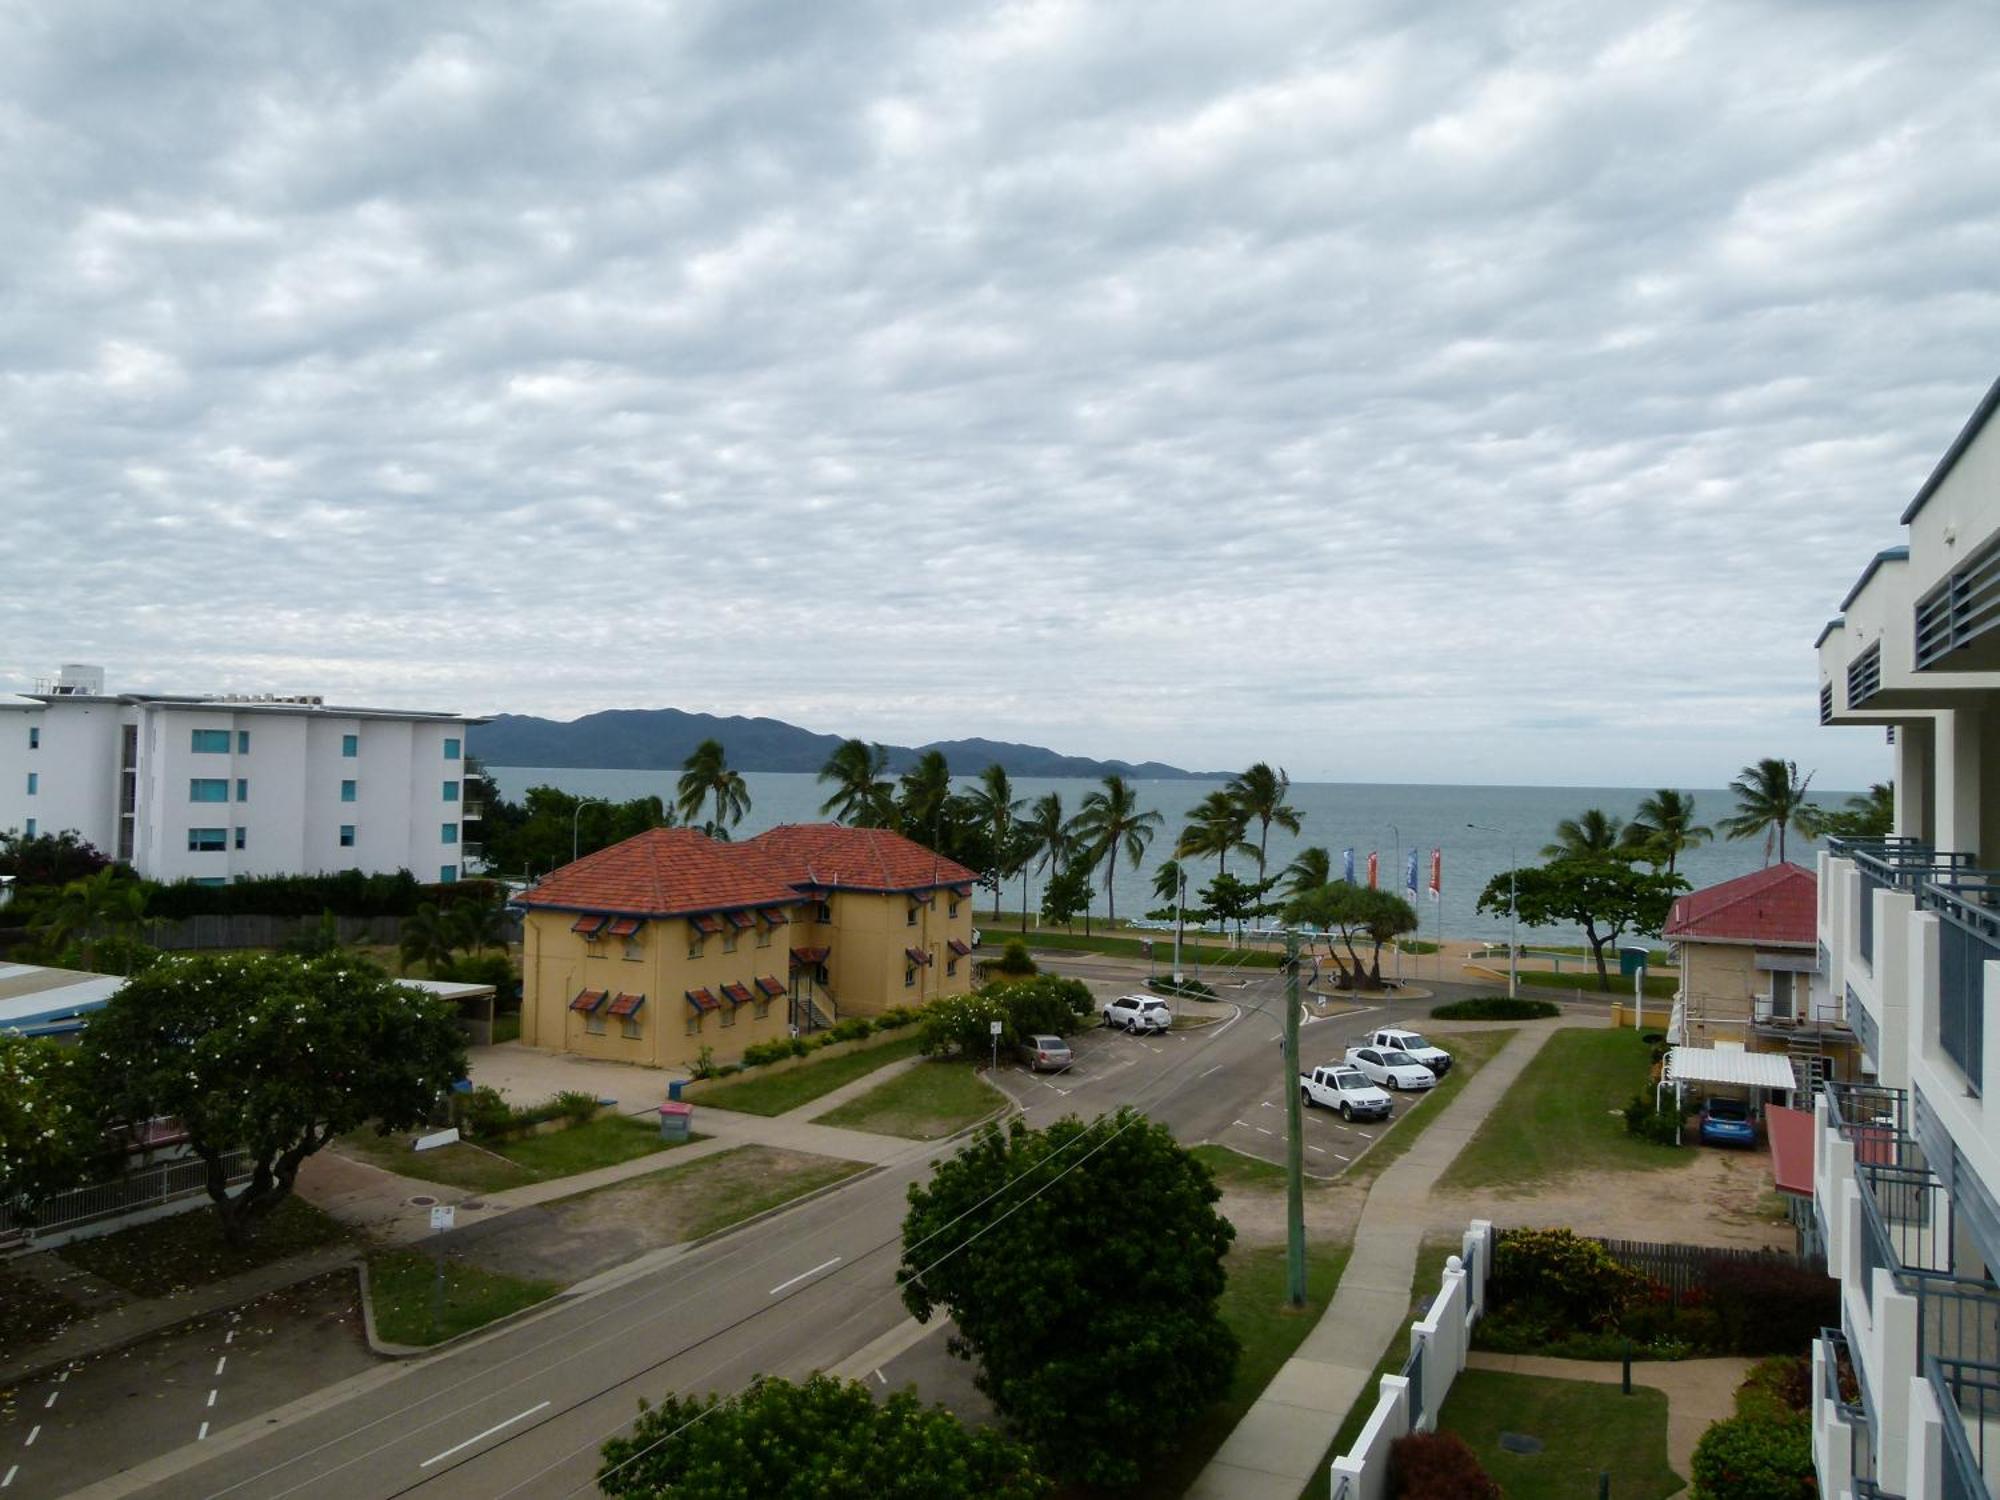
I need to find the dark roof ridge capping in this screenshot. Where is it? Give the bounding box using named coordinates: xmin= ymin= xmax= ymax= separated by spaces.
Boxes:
xmin=1902 ymin=374 xmax=2000 ymax=525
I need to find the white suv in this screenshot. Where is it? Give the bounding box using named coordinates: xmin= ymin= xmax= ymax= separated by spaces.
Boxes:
xmin=1102 ymin=994 xmax=1172 ymax=1035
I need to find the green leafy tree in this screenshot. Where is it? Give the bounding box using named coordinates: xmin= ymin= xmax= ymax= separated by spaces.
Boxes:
xmin=918 ymin=988 xmax=1017 ymax=1057
xmin=898 ymin=1111 xmax=1238 ymax=1489
xmin=1818 ymin=782 xmax=1893 ymax=841
xmin=1069 ymin=774 xmax=1162 ymax=928
xmin=1039 ymin=864 xmax=1091 ymax=931
xmin=1540 ymin=808 xmax=1626 ymax=861
xmin=1621 ymin=789 xmax=1713 ymax=874
xmin=1359 ymin=889 xmax=1420 ymax=987
xmin=29 ymin=865 xmax=149 ymax=969
xmin=1283 ymin=880 xmax=1386 ymax=989
xmin=0 ymin=829 xmax=111 ymax=888
xmin=816 ymin=739 xmax=896 ymax=827
xmin=1199 ymin=870 xmax=1267 ymax=945
xmin=1478 ymin=858 xmax=1687 ymax=989
xmin=1019 ymin=792 xmax=1071 ymax=933
xmin=1150 ymin=857 xmax=1192 ymax=956
xmin=0 ymin=1033 xmax=102 ymax=1206
xmin=448 ymin=884 xmax=510 ymax=953
xmin=677 ymin=738 xmax=751 ymax=837
xmin=84 ymin=953 xmax=466 ymax=1245
xmin=596 ymin=1374 xmax=1048 ymax=1500
xmin=1721 ymin=758 xmax=1824 ymax=865
xmin=964 ymin=765 xmax=1024 ymax=918
xmin=1281 ymin=845 xmax=1332 ymax=900
xmin=1227 ymin=762 xmax=1302 ymax=892
xmin=480 ymin=787 xmax=670 ymax=875
xmin=989 ymin=974 xmax=1094 ymax=1037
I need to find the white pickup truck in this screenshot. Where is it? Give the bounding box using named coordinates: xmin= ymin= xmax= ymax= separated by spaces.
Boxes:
xmin=1366 ymin=1028 xmax=1453 ymax=1078
xmin=1345 ymin=1044 xmax=1438 ymax=1091
xmin=1102 ymin=993 xmax=1173 ymax=1035
xmin=1299 ymin=1063 xmax=1393 ymax=1121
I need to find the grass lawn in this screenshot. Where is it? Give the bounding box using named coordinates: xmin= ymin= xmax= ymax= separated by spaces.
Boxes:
xmin=1482 ymin=966 xmax=1677 ymax=998
xmin=812 ymin=1060 xmax=1004 ymax=1139
xmin=367 ymin=1248 xmax=558 ymax=1346
xmin=1298 ymin=1238 xmax=1460 ymax=1499
xmin=1144 ymin=1240 xmax=1352 ymax=1497
xmin=582 ymin=1144 xmax=870 ymax=1242
xmin=1344 ymin=1029 xmax=1514 ymax=1189
xmin=1441 ymin=1369 xmax=1682 ymax=1499
xmin=1437 ymin=1027 xmax=1692 ymax=1193
xmin=1191 ymin=1143 xmax=1292 ymax=1193
xmin=977 ymin=927 xmax=1286 ymax=968
xmin=683 ymin=1033 xmax=925 ymax=1116
xmin=338 ymin=1115 xmax=703 ymax=1193
xmin=492 ymin=1012 xmax=521 ymax=1044
xmin=59 ymin=1195 xmax=349 ymax=1297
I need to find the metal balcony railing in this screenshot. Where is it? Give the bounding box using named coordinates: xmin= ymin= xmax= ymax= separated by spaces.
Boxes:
xmin=1822 ymin=1326 xmax=1879 ymax=1488
xmin=1828 ymin=838 xmax=1981 ymax=970
xmin=1928 ymin=1355 xmax=2000 ymax=1500
xmin=1919 ymin=876 xmax=2000 ymax=1095
xmin=1915 ymin=534 xmax=2000 ymax=673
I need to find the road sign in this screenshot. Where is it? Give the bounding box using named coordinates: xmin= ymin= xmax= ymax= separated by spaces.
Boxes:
xmin=989 ymin=1020 xmax=1003 ymax=1035
xmin=429 ymin=1204 xmax=456 ymax=1232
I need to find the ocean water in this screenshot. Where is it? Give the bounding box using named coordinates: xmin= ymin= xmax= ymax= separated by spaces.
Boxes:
xmin=485 ymin=768 xmax=1858 ymax=947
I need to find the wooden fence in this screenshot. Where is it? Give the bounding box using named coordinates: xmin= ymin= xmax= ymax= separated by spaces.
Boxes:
xmin=1591 ymin=1236 xmax=1824 ymax=1297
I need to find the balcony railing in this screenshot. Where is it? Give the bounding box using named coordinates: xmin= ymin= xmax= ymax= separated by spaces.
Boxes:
xmin=1822 ymin=1326 xmax=1879 ymax=1489
xmin=1919 ymin=877 xmax=2000 ymax=1095
xmin=1928 ymin=1354 xmax=2000 ymax=1500
xmin=1915 ymin=535 xmax=2000 ymax=672
xmin=1849 ymin=640 xmax=1884 ymax=708
xmin=1829 ymin=839 xmax=1981 ymax=970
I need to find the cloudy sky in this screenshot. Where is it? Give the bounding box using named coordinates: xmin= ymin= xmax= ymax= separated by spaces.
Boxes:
xmin=5 ymin=1 xmax=1997 ymax=787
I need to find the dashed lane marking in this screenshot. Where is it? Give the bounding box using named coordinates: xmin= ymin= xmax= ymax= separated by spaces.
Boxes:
xmin=23 ymin=1428 xmax=38 ymax=1448
xmin=198 ymin=1422 xmax=209 ymax=1441
xmin=2 ymin=1463 xmax=15 ymax=1487
xmin=1308 ymin=1145 xmax=1327 ymax=1155
xmin=214 ymin=1356 xmax=227 ymax=1377
xmin=207 ymin=1389 xmax=218 ymax=1408
xmin=418 ymin=1402 xmax=552 ymax=1469
xmin=769 ymin=1256 xmax=842 ymax=1296
xmin=41 ymin=1393 xmax=55 ymax=1410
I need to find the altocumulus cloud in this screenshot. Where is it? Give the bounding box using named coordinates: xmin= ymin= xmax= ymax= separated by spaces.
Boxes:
xmin=2 ymin=0 xmax=1997 ymax=785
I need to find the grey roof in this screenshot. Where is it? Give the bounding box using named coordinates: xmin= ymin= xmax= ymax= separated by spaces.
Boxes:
xmin=1901 ymin=374 xmax=2000 ymax=525
xmin=1839 ymin=546 xmax=1909 ymax=612
xmin=1813 ymin=618 xmax=1845 ymax=649
xmin=20 ymin=691 xmax=483 ymax=724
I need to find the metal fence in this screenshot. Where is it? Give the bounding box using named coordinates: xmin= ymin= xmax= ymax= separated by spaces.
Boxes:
xmin=1589 ymin=1236 xmax=1822 ymax=1299
xmin=1927 ymin=878 xmax=2000 ymax=1096
xmin=1400 ymin=1340 xmax=1425 ymax=1431
xmin=0 ymin=1149 xmax=252 ymax=1242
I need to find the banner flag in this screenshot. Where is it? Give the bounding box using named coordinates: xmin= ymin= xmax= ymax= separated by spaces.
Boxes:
xmin=1367 ymin=850 xmax=1379 ymax=889
xmin=1429 ymin=847 xmax=1442 ymax=903
xmin=1404 ymin=848 xmax=1419 ymax=902
xmin=1342 ymin=848 xmax=1355 ymax=884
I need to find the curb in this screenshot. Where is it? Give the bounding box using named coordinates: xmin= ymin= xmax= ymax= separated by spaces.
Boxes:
xmin=356 ymin=1252 xmax=569 ymax=1360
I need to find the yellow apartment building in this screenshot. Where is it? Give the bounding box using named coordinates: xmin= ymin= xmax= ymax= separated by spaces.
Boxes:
xmin=517 ymin=823 xmax=978 ymax=1070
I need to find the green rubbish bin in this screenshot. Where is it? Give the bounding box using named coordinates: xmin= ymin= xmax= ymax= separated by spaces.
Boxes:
xmin=659 ymin=1101 xmax=693 ymax=1142
xmin=1618 ymin=945 xmax=1649 ymax=978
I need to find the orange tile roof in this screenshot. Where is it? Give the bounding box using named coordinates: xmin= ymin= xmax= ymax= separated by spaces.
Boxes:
xmin=520 ymin=824 xmax=976 ymax=917
xmin=1663 ymin=863 xmax=1817 ymax=946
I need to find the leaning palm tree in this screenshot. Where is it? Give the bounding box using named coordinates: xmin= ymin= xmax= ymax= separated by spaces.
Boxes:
xmin=963 ymin=765 xmax=1023 ymax=918
xmin=1069 ymin=774 xmax=1164 ymax=928
xmin=1541 ymin=808 xmax=1625 ymax=861
xmin=1621 ymin=790 xmax=1712 ymax=875
xmin=1721 ymin=758 xmax=1823 ymax=865
xmin=1227 ymin=762 xmax=1303 ymax=892
xmin=816 ymin=739 xmax=895 ymax=827
xmin=677 ymin=738 xmax=751 ymax=837
xmin=1281 ymin=845 xmax=1333 ymax=900
xmin=896 ymin=750 xmax=954 ymax=842
xmin=1177 ymin=789 xmax=1253 ymax=879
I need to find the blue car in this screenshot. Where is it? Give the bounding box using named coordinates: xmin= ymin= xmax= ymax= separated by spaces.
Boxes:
xmin=1699 ymin=1096 xmax=1758 ymax=1148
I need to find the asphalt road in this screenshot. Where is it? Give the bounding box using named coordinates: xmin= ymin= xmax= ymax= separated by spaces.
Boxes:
xmin=86 ymin=954 xmax=1322 ymax=1500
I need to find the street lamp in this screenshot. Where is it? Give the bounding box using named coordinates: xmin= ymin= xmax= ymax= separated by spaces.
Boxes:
xmin=1467 ymin=822 xmax=1518 ymax=1000
xmin=572 ymin=797 xmax=609 ymax=865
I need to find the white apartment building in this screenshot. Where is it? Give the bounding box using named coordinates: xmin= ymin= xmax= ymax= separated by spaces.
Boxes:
xmin=0 ymin=665 xmax=485 ymax=887
xmin=1814 ymin=375 xmax=2000 ymax=1500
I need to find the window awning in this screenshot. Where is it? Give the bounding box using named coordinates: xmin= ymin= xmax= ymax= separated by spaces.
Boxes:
xmin=606 ymin=916 xmax=642 ymax=939
xmin=1754 ymin=952 xmax=1820 ymax=973
xmin=607 ymin=992 xmax=646 ymax=1018
xmin=572 ymin=914 xmax=610 ymax=936
xmin=721 ymin=982 xmax=754 ymax=1005
xmin=691 ymin=914 xmax=723 ymax=935
xmin=684 ymin=988 xmax=720 ymax=1013
xmin=906 ymin=947 xmax=933 ymax=966
xmin=947 ymin=938 xmax=972 ymax=957
xmin=570 ymin=988 xmax=609 ymax=1013
xmin=790 ymin=946 xmax=830 ymax=966
xmin=908 ymin=893 xmax=935 ymax=909
xmin=793 ymin=884 xmax=830 ymax=900
xmin=1663 ymin=1045 xmax=1796 ymax=1091
xmin=755 ymin=975 xmax=786 ymax=997
xmin=725 ymin=909 xmax=756 ymax=930
xmin=950 ymin=883 xmax=974 ymax=898
xmin=759 ymin=907 xmax=790 ymax=926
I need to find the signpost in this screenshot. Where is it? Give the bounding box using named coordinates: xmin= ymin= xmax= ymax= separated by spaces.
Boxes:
xmin=429 ymin=1203 xmax=455 ymax=1333
xmin=989 ymin=1018 xmax=1003 ymax=1074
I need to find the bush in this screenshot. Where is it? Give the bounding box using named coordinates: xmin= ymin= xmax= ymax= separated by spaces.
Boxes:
xmin=829 ymin=1016 xmax=874 ymax=1043
xmin=1689 ymin=1413 xmax=1813 ymax=1499
xmin=689 ymin=1045 xmax=718 ymax=1081
xmin=874 ymin=1007 xmax=919 ymax=1031
xmin=741 ymin=1039 xmax=794 ymax=1068
xmin=1493 ymin=1228 xmax=1647 ymax=1334
xmin=994 ymin=976 xmax=1094 ymax=1038
xmin=1430 ymin=996 xmax=1560 ymax=1020
xmin=1148 ymin=976 xmax=1216 ymax=998
xmin=435 ymin=952 xmax=519 ymax=998
xmin=1389 ymin=1430 xmax=1499 ymax=1499
xmin=1705 ymin=1257 xmax=1838 ymax=1356
xmin=452 ymin=1085 xmax=513 ymax=1141
xmin=920 ymin=991 xmax=1016 ymax=1057
xmin=1735 ymin=1356 xmax=1812 ymax=1422
xmin=554 ymin=1090 xmax=599 ymax=1125
xmin=988 ymin=939 xmax=1037 ymax=976
xmin=1623 ymin=1093 xmax=1692 ymax=1146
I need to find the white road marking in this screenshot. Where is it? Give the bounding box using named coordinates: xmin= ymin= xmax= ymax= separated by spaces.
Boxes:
xmin=225 ymin=1330 xmax=235 ymax=1345
xmin=2 ymin=1463 xmax=14 ymax=1487
xmin=23 ymin=1428 xmax=38 ymax=1448
xmin=1308 ymin=1145 xmax=1327 ymax=1155
xmin=214 ymin=1356 xmax=227 ymax=1377
xmin=1255 ymin=1127 xmax=1274 ymax=1136
xmin=1198 ymin=1064 xmax=1223 ymax=1079
xmin=1260 ymin=1100 xmax=1274 ymax=1109
xmin=872 ymin=1369 xmax=887 ymax=1386
xmin=41 ymin=1393 xmax=55 ymax=1410
xmin=57 ymin=1371 xmax=68 ymax=1384
xmin=769 ymin=1256 xmax=842 ymax=1296
xmin=198 ymin=1421 xmax=209 ymax=1441
xmin=208 ymin=1389 xmax=218 ymax=1408
xmin=1331 ymin=1152 xmax=1351 ymax=1161
xmin=418 ymin=1402 xmax=551 ymax=1468
xmin=1232 ymin=1119 xmax=1253 ymax=1129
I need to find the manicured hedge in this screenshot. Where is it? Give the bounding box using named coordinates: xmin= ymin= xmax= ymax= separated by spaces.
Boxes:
xmin=1690 ymin=1413 xmax=1813 ymax=1499
xmin=1389 ymin=1431 xmax=1499 ymax=1499
xmin=1430 ymin=996 xmax=1561 ymax=1021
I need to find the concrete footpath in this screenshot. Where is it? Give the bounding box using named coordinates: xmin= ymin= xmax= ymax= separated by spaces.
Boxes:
xmin=1187 ymin=1018 xmax=1574 ymax=1500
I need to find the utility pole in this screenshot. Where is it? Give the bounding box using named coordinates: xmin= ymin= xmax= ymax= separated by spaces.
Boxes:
xmin=1283 ymin=927 xmax=1307 ymax=1307
xmin=1172 ymin=867 xmax=1185 ymax=987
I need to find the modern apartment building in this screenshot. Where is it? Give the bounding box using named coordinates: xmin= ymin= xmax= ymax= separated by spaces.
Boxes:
xmin=0 ymin=664 xmax=484 ymax=886
xmin=518 ymin=824 xmax=978 ymax=1071
xmin=1813 ymin=375 xmax=2000 ymax=1499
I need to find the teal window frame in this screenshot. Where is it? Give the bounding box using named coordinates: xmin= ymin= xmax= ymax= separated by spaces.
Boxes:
xmin=190 ymin=778 xmax=229 ymax=803
xmin=441 ymin=822 xmax=458 ymax=845
xmin=340 ymin=780 xmax=357 ymax=803
xmin=23 ymin=818 xmax=35 ymax=838
xmin=191 ymin=729 xmax=230 ymax=754
xmin=439 ymin=866 xmax=459 ymax=884
xmin=234 ymin=826 xmax=246 ymax=850
xmin=27 ymin=727 xmax=38 ymax=750
xmin=339 ymin=824 xmax=355 ymax=848
xmin=25 ymin=772 xmax=36 ymax=795
xmin=188 ymin=827 xmax=227 ymax=851
xmin=442 ymin=780 xmax=459 ymax=802
xmin=444 ymin=737 xmax=461 ymax=760
xmin=341 ymin=734 xmax=358 ymax=757
xmin=235 ymin=778 xmax=248 ymax=802
xmin=193 ymin=877 xmax=226 ymax=888
xmin=237 ymin=731 xmax=250 ymax=754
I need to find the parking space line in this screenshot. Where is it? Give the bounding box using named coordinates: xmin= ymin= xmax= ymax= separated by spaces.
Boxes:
xmin=1307 ymin=1145 xmax=1327 ymax=1154
xmin=2 ymin=1463 xmax=14 ymax=1487
xmin=208 ymin=1389 xmax=218 ymax=1408
xmin=1232 ymin=1119 xmax=1252 ymax=1129
xmin=1255 ymin=1127 xmax=1274 ymax=1136
xmin=199 ymin=1420 xmax=210 ymax=1440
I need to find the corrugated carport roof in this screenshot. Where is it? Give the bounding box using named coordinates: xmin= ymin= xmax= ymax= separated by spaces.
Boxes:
xmin=1664 ymin=1046 xmax=1795 ymax=1090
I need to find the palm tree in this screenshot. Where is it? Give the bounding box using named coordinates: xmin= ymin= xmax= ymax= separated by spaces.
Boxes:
xmin=897 ymin=750 xmax=954 ymax=843
xmin=398 ymin=902 xmax=459 ymax=976
xmin=1227 ymin=762 xmax=1302 ymax=892
xmin=963 ymin=765 xmax=1023 ymax=918
xmin=1721 ymin=758 xmax=1823 ymax=864
xmin=1541 ymin=808 xmax=1625 ymax=861
xmin=1282 ymin=845 xmax=1332 ymax=900
xmin=1822 ymin=783 xmax=1894 ymax=840
xmin=1070 ymin=775 xmax=1164 ymax=928
xmin=1621 ymin=790 xmax=1712 ymax=875
xmin=1177 ymin=789 xmax=1252 ymax=878
xmin=31 ymin=866 xmax=147 ymax=968
xmin=816 ymin=739 xmax=895 ymax=827
xmin=1152 ymin=856 xmax=1190 ymax=963
xmin=677 ymin=738 xmax=751 ymax=837
xmin=450 ymin=886 xmax=510 ymax=953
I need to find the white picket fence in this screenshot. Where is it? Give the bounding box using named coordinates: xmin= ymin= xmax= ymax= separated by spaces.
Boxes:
xmin=1329 ymin=1219 xmax=1495 ymax=1500
xmin=0 ymin=1149 xmax=253 ymax=1251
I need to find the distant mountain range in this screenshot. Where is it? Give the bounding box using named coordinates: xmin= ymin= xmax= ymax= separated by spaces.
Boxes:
xmin=470 ymin=709 xmax=1215 ymax=780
